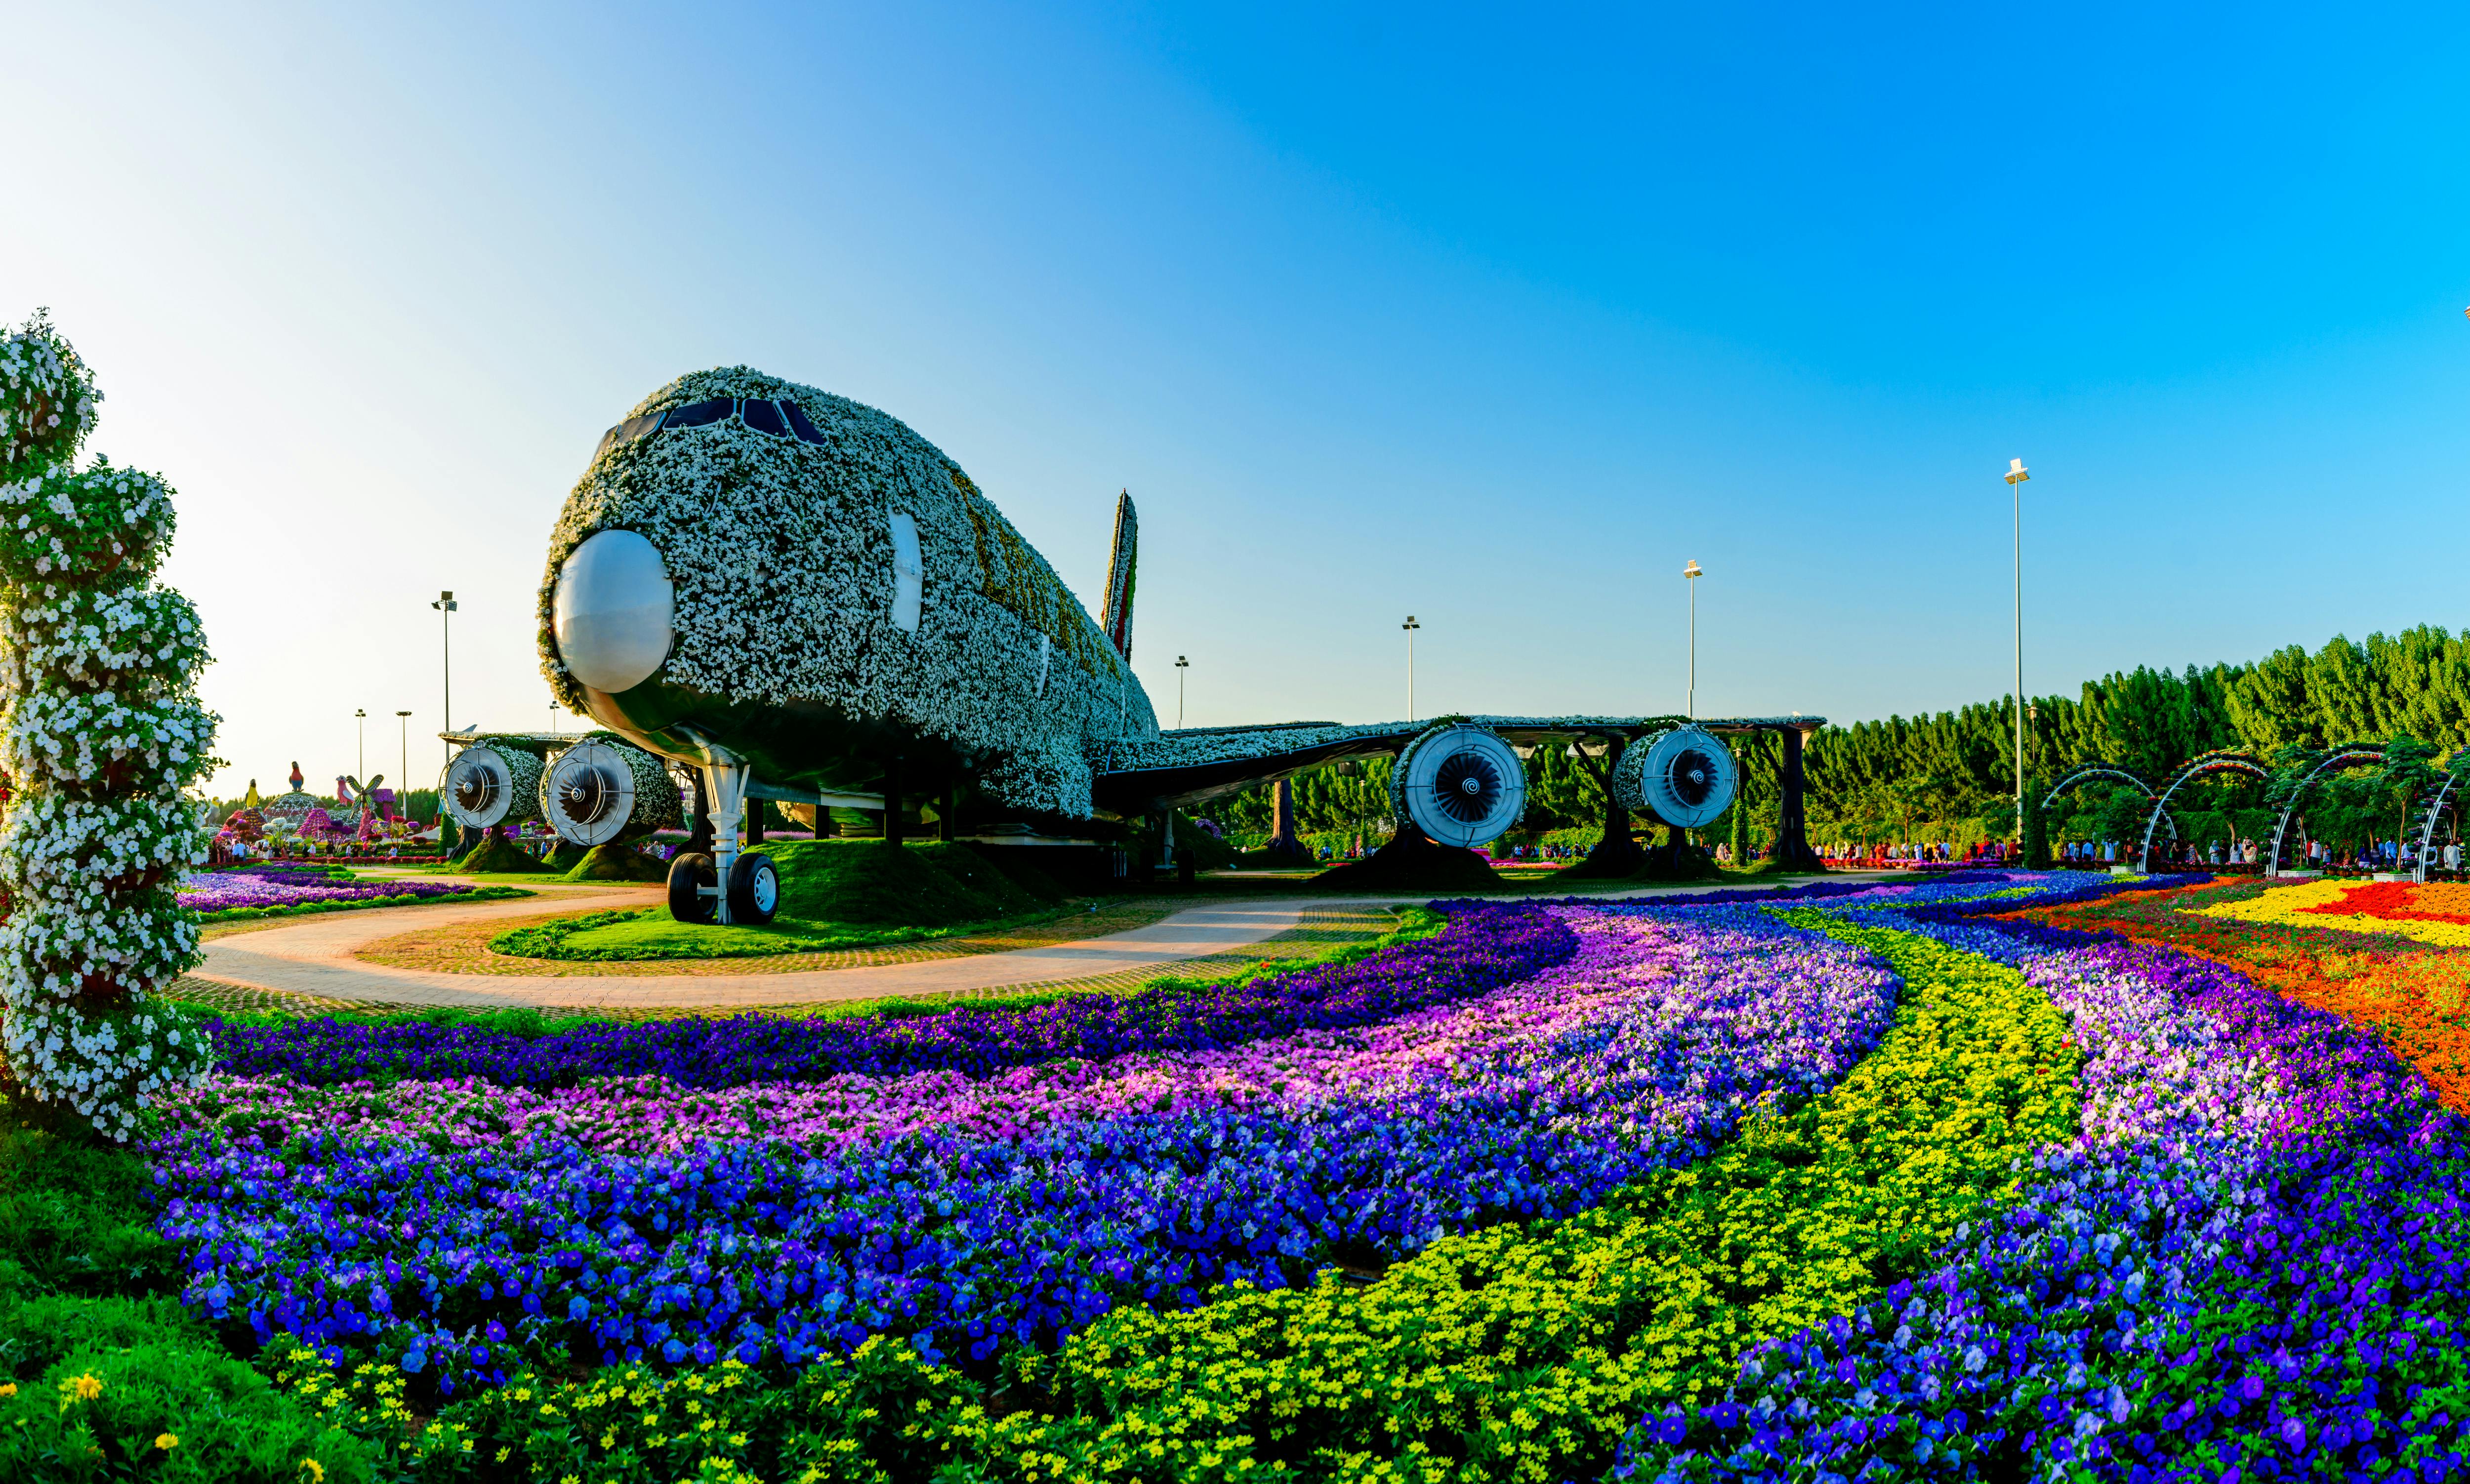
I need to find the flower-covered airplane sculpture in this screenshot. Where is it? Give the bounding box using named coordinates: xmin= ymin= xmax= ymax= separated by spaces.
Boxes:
xmin=447 ymin=366 xmax=1824 ymax=922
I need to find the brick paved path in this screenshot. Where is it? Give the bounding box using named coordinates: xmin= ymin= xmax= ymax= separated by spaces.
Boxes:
xmin=181 ymin=875 xmax=1888 ymax=1014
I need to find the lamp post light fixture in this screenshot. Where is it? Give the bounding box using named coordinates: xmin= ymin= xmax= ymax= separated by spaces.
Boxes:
xmin=2003 ymin=458 xmax=2030 ymax=843
xmin=1402 ymin=616 xmax=1421 ymax=722
xmin=1174 ymin=655 xmax=1190 ymax=729
xmin=1682 ymin=561 xmax=1703 ymax=719
xmin=431 ymin=591 xmax=457 ymax=774
xmin=355 ymin=708 xmax=366 ymax=781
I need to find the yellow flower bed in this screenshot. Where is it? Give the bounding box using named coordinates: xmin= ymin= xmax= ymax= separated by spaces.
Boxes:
xmin=2190 ymin=879 xmax=2470 ymax=948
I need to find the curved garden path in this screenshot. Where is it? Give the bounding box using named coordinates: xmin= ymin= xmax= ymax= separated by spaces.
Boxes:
xmin=187 ymin=873 xmax=1893 ymax=1012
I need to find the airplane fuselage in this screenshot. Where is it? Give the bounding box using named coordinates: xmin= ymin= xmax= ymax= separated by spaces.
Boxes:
xmin=542 ymin=367 xmax=1157 ymax=824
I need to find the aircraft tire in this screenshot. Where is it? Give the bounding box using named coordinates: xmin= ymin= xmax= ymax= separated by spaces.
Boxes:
xmin=668 ymin=851 xmax=717 ymax=924
xmin=727 ymin=851 xmax=781 ymax=925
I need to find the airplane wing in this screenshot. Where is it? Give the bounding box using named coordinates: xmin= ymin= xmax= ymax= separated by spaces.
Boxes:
xmin=1088 ymin=714 xmax=1821 ymax=815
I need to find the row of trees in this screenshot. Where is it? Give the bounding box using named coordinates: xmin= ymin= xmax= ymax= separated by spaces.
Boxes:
xmin=1215 ymin=627 xmax=2470 ymax=855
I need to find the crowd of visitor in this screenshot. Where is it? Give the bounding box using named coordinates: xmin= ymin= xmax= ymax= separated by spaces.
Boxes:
xmin=1819 ymin=840 xmax=2010 ymax=867
xmin=1810 ymin=834 xmax=2464 ymax=874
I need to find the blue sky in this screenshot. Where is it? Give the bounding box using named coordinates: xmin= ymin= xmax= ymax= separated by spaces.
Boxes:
xmin=9 ymin=2 xmax=2469 ymax=796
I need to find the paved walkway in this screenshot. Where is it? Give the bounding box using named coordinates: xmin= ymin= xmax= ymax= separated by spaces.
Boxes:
xmin=189 ymin=874 xmax=1892 ymax=1011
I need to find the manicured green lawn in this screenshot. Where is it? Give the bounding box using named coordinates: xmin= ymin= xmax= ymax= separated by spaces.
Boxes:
xmin=499 ymin=904 xmax=1080 ymax=962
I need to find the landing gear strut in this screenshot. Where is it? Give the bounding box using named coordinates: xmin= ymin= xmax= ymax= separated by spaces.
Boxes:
xmin=666 ymin=749 xmax=778 ymax=925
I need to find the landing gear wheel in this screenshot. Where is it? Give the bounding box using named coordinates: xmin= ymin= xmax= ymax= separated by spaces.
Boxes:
xmin=727 ymin=851 xmax=781 ymax=925
xmin=667 ymin=851 xmax=717 ymax=923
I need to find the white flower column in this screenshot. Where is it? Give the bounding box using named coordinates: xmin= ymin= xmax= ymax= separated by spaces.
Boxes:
xmin=0 ymin=313 xmax=216 ymax=1137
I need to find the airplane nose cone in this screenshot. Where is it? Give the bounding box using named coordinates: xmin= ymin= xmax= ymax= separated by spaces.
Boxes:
xmin=554 ymin=528 xmax=674 ymax=693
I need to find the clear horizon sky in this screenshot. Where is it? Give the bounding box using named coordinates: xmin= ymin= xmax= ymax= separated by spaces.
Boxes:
xmin=10 ymin=2 xmax=2470 ymax=799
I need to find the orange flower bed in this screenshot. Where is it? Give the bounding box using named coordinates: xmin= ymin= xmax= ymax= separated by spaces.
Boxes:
xmin=2016 ymin=877 xmax=2470 ymax=1113
xmin=2293 ymin=880 xmax=2470 ymax=924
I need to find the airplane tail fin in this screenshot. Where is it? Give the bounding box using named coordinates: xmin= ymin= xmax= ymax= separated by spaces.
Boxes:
xmin=1100 ymin=490 xmax=1136 ymax=660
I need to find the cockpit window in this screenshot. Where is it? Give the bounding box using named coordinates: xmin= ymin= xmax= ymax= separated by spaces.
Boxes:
xmin=586 ymin=397 xmax=830 ymax=469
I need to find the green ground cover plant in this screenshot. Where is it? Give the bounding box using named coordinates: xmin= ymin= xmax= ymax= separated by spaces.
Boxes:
xmin=487 ymin=904 xmax=1077 ymax=962
xmin=0 ymin=1096 xmax=376 ymax=1483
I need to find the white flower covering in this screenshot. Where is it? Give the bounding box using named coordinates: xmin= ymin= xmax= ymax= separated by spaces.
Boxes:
xmin=1095 ymin=714 xmax=1693 ymax=775
xmin=0 ymin=312 xmax=100 ymax=469
xmin=0 ymin=886 xmax=197 ymax=998
xmin=0 ymin=464 xmax=175 ymax=580
xmin=0 ymin=794 xmax=202 ymax=891
xmin=0 ymin=582 xmax=205 ymax=694
xmin=2 ymin=688 xmax=216 ymax=794
xmin=0 ymin=313 xmax=213 ymax=1138
xmin=536 ymin=367 xmax=1156 ymax=818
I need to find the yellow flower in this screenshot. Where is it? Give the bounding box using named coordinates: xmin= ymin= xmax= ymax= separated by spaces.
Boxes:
xmin=0 ymin=1382 xmax=15 ymax=1399
xmin=61 ymin=1374 xmax=102 ymax=1404
xmin=156 ymin=1434 xmax=180 ymax=1451
xmin=300 ymin=1462 xmax=327 ymax=1484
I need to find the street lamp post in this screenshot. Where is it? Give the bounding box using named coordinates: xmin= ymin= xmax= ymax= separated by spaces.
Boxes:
xmin=1174 ymin=655 xmax=1189 ymax=729
xmin=431 ymin=591 xmax=457 ymax=775
xmin=396 ymin=712 xmax=412 ymax=805
xmin=2004 ymin=459 xmax=2030 ymax=842
xmin=1682 ymin=561 xmax=1703 ymax=718
xmin=355 ymin=708 xmax=366 ymax=781
xmin=1401 ymin=616 xmax=1421 ymax=721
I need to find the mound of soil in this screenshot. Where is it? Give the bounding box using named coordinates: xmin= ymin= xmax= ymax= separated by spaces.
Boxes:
xmin=458 ymin=833 xmax=547 ymax=874
xmin=917 ymin=842 xmax=1047 ymax=916
xmin=763 ymin=840 xmax=1008 ymax=926
xmin=967 ymin=844 xmax=1070 ymax=904
xmin=1311 ymin=831 xmax=1502 ymax=891
xmin=564 ymin=842 xmax=669 ymax=882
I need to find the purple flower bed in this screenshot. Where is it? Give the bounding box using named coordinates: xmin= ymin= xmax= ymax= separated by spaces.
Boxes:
xmin=178 ymin=867 xmax=473 ymax=914
xmin=202 ymin=901 xmax=1577 ymax=1089
xmin=168 ymin=907 xmax=1893 ymax=1161
xmin=151 ymin=904 xmax=1896 ymax=1393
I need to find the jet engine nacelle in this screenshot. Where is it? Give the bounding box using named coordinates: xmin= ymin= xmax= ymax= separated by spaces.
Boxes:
xmin=1390 ymin=723 xmax=1526 ymax=848
xmin=538 ymin=736 xmax=684 ymax=846
xmin=440 ymin=744 xmax=545 ymax=831
xmin=1612 ymin=724 xmax=1739 ymax=828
